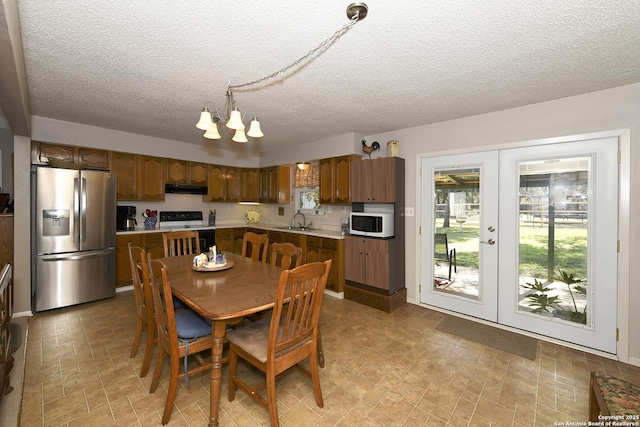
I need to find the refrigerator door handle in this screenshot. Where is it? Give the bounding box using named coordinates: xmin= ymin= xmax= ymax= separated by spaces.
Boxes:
xmin=40 ymin=249 xmax=114 ymax=262
xmin=80 ymin=177 xmax=87 ymax=243
xmin=73 ymin=177 xmax=80 ymax=245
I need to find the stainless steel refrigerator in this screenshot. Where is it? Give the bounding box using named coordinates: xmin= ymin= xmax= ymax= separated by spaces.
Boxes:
xmin=32 ymin=167 xmax=116 ymax=311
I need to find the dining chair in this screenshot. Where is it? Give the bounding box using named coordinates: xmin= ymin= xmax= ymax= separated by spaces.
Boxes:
xmin=241 ymin=231 xmax=269 ymax=262
xmin=227 ymin=259 xmax=332 ymax=427
xmin=270 ymin=242 xmax=303 ymax=269
xmin=127 ymin=243 xmax=155 ymax=378
xmin=147 ymin=255 xmax=214 ymax=425
xmin=162 ymin=230 xmax=201 ymax=257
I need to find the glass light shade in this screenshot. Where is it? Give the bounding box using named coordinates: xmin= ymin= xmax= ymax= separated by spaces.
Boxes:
xmin=297 ymin=162 xmax=310 ymax=171
xmin=232 ymin=128 xmax=248 ymax=143
xmin=247 ymin=117 xmax=264 ymax=138
xmin=196 ymin=108 xmax=214 ymax=130
xmin=203 ymin=123 xmax=221 ymax=139
xmin=226 ymin=108 xmax=245 ymax=130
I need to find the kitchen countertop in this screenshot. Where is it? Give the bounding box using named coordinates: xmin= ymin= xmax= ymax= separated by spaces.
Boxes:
xmin=116 ymin=223 xmax=345 ymax=239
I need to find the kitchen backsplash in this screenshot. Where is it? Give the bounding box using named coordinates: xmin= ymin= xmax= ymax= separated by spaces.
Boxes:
xmin=118 ymin=193 xmax=351 ymax=232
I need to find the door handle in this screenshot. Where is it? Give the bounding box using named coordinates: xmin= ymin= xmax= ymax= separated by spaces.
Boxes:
xmin=480 ymin=239 xmax=496 ymax=245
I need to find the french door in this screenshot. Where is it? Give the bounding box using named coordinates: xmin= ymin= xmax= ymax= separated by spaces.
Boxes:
xmin=420 ymin=137 xmax=619 ymax=353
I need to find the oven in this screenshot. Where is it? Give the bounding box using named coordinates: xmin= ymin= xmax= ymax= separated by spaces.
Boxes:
xmin=159 ymin=211 xmax=215 ymax=251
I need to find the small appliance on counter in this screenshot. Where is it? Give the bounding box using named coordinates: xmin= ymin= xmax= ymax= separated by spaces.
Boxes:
xmin=341 ymin=217 xmax=350 ymax=235
xmin=117 ymin=205 xmax=137 ymax=231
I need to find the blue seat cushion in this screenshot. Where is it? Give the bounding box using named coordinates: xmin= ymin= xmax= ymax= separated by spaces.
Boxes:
xmin=175 ymin=309 xmax=211 ymax=340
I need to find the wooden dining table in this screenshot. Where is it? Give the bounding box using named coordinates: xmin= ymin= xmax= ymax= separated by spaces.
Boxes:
xmin=157 ymin=252 xmax=284 ymax=427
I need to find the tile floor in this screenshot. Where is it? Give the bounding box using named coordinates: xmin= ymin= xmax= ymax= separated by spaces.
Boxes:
xmin=17 ymin=291 xmax=640 ymax=426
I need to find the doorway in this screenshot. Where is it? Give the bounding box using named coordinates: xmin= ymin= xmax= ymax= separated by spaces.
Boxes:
xmin=420 ymin=137 xmax=619 ymax=353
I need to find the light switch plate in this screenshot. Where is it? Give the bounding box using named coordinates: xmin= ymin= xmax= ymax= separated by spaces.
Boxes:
xmin=405 ymin=207 xmax=415 ymax=217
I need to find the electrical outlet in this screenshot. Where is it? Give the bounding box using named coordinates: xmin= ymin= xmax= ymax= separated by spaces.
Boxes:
xmin=405 ymin=207 xmax=415 ymax=217
xmin=327 ymin=206 xmax=332 ymax=214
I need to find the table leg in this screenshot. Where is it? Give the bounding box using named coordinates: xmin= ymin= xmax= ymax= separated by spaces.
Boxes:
xmin=209 ymin=320 xmax=227 ymax=427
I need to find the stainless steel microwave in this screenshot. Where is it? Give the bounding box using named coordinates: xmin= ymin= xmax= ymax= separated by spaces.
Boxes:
xmin=349 ymin=212 xmax=394 ymax=238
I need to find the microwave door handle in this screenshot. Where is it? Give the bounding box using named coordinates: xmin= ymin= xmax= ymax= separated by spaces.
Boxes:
xmin=80 ymin=177 xmax=87 ymax=243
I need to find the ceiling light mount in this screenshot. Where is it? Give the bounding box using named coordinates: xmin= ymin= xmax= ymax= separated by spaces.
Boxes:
xmin=196 ymin=3 xmax=368 ymax=143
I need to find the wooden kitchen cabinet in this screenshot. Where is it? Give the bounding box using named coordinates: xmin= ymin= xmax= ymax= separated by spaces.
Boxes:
xmin=260 ymin=165 xmax=290 ymax=204
xmin=112 ymin=153 xmax=165 ymax=201
xmin=139 ymin=156 xmax=165 ymax=200
xmin=116 ymin=234 xmax=143 ymax=287
xmin=241 ymin=168 xmax=260 ymax=202
xmin=205 ymin=165 xmax=242 ymax=202
xmin=112 ymin=152 xmax=139 ymax=200
xmin=319 ymin=155 xmax=358 ymax=205
xmin=351 ymin=157 xmax=398 ymax=203
xmin=166 ymin=159 xmax=208 ymax=185
xmin=345 ymin=236 xmax=389 ymax=290
xmin=215 ymin=229 xmax=234 ymax=253
xmin=32 ymin=141 xmax=110 ymax=170
xmin=306 ymin=236 xmax=344 ymax=293
xmin=144 ymin=232 xmax=165 ymax=259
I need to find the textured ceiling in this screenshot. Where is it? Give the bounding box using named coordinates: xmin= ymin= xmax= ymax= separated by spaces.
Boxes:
xmin=15 ymin=0 xmax=640 ymax=154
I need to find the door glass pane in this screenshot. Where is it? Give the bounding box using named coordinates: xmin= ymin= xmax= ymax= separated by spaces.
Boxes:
xmin=517 ymin=157 xmax=590 ymax=325
xmin=433 ymin=167 xmax=480 ymax=300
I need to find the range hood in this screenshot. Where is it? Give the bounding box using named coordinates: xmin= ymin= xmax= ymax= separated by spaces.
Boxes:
xmin=164 ymin=183 xmax=208 ymax=195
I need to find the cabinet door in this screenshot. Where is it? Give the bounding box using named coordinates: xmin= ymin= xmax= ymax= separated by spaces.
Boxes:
xmin=370 ymin=157 xmax=396 ymax=203
xmin=226 ymin=167 xmax=242 ymax=202
xmin=365 ymin=239 xmax=389 ymax=290
xmin=276 ymin=165 xmax=291 ymax=204
xmin=139 ymin=156 xmax=165 ymax=201
xmin=77 ymin=147 xmax=110 ymax=170
xmin=320 ymin=240 xmax=340 ymax=292
xmin=241 ymin=168 xmax=259 ymax=202
xmin=113 ymin=152 xmax=139 ymax=200
xmin=116 ymin=234 xmax=143 ymax=286
xmin=333 ymin=155 xmax=353 ymax=204
xmin=259 ymin=168 xmax=270 ymax=203
xmin=215 ymin=229 xmax=233 ymax=252
xmin=232 ymin=228 xmax=246 ymax=254
xmin=350 ymin=158 xmax=369 ymax=202
xmin=344 ymin=236 xmax=366 ymax=284
xmin=206 ymin=164 xmax=227 ymax=202
xmin=306 ymin=237 xmax=322 ymax=265
xmin=189 ymin=162 xmax=208 ymax=185
xmin=37 ymin=143 xmax=75 ymax=164
xmin=144 ymin=232 xmax=165 ymax=259
xmin=166 ymin=159 xmax=188 ymax=184
xmin=318 ymin=158 xmax=335 ymax=204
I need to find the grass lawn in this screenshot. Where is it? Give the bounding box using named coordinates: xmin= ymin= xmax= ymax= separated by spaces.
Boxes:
xmin=436 ymin=220 xmax=587 ymax=279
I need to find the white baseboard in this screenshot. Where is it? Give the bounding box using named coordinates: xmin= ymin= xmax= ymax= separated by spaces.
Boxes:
xmin=13 ymin=311 xmax=33 ymax=318
xmin=116 ymin=285 xmax=133 ymax=293
xmin=324 ymin=289 xmax=344 ymax=299
xmin=628 ymin=356 xmax=640 ymax=367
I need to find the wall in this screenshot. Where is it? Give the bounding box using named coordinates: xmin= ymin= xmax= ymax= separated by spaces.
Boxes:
xmin=0 ymin=128 xmax=13 ymax=194
xmin=364 ymin=82 xmax=640 ymax=364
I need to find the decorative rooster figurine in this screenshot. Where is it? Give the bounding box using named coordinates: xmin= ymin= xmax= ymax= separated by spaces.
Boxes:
xmin=362 ymin=140 xmax=380 ymax=158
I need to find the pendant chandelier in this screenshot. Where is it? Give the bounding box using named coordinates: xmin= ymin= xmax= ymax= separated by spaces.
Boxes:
xmin=196 ymin=3 xmax=368 ymax=143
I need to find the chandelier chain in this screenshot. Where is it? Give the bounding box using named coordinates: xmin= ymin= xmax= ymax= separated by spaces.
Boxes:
xmin=228 ymin=12 xmax=361 ymax=91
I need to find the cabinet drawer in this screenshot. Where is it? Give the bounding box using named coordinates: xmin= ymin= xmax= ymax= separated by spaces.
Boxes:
xmin=307 ymin=236 xmax=322 ymax=247
xmin=117 ymin=234 xmax=144 ymax=247
xmin=322 ymin=238 xmax=338 ymax=250
xmin=144 ymin=232 xmax=163 ymax=244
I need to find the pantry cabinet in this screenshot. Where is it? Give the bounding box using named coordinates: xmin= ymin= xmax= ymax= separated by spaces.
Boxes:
xmin=319 ymin=155 xmax=358 ymax=205
xmin=344 ymin=237 xmax=389 ymax=290
xmin=351 ymin=157 xmax=398 ymax=203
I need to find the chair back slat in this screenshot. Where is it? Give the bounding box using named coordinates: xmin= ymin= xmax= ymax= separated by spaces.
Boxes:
xmin=163 ymin=230 xmax=201 ymax=257
xmin=147 ymin=256 xmax=178 ymax=352
xmin=241 ymin=232 xmax=269 ymax=262
xmin=269 ymin=260 xmax=331 ymax=356
xmin=128 ymin=244 xmax=154 ymax=321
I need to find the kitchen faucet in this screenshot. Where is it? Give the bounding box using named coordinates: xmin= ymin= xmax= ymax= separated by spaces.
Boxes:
xmin=292 ymin=211 xmax=306 ymax=228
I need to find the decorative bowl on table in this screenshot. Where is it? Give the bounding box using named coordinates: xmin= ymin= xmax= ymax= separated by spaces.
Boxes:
xmin=243 ymin=209 xmax=261 ymax=224
xmin=192 ymin=260 xmax=234 ymax=272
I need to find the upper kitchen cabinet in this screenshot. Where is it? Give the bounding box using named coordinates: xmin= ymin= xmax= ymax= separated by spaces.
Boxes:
xmin=259 ymin=165 xmax=290 ymax=204
xmin=112 ymin=153 xmax=165 ymax=201
xmin=166 ymin=159 xmax=208 ymax=185
xmin=139 ymin=156 xmax=165 ymax=200
xmin=31 ymin=141 xmax=110 ymax=170
xmin=351 ymin=156 xmax=399 ymax=203
xmin=319 ymin=155 xmax=358 ymax=205
xmin=241 ymin=168 xmax=260 ymax=202
xmin=205 ymin=164 xmax=242 ymax=203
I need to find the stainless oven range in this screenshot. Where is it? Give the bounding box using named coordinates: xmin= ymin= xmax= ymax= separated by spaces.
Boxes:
xmin=158 ymin=211 xmax=215 ymax=250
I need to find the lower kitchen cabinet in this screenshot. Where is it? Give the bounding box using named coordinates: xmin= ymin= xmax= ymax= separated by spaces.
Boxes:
xmin=306 ymin=236 xmax=344 ymax=293
xmin=215 ymin=228 xmax=247 ymax=254
xmin=116 ymin=234 xmax=143 ymax=287
xmin=115 ymin=232 xmax=165 ymax=287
